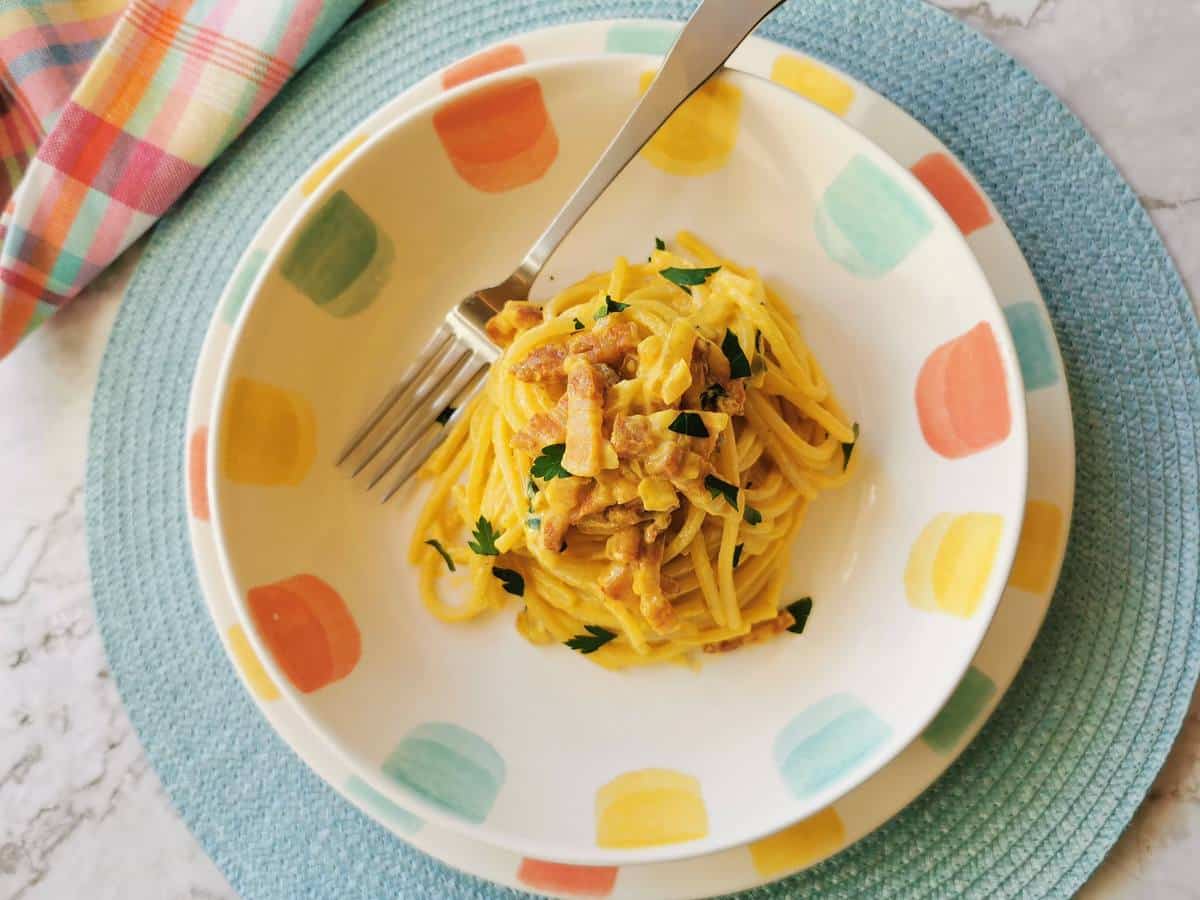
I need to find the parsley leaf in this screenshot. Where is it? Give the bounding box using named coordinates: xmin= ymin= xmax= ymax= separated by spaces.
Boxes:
xmin=565 ymin=625 xmax=617 ymax=654
xmin=660 ymin=265 xmax=720 ymax=295
xmin=842 ymin=423 xmax=860 ymax=471
xmin=699 ymin=382 xmax=728 ymax=411
xmin=743 ymin=505 xmax=762 ymax=526
xmin=655 ymin=237 xmax=666 ymax=251
xmin=786 ymin=597 xmax=813 ymax=634
xmin=733 ymin=543 xmax=745 ymax=568
xmin=572 ymin=317 xmax=585 ymax=331
xmin=704 ymin=475 xmax=739 ymax=510
xmin=423 ymin=539 xmax=456 ymax=572
xmin=492 ymin=566 xmax=524 ymax=596
xmin=531 ymin=443 xmax=572 ymax=481
xmin=594 ymin=295 xmax=629 ymax=320
xmin=526 ymin=478 xmax=540 ymax=499
xmin=435 ymin=406 xmax=455 ymax=426
xmin=721 ymin=329 xmax=752 ymax=379
xmin=468 ymin=516 xmax=501 ymax=556
xmin=668 ymin=411 xmax=710 ymax=438
xmin=525 ymin=516 xmax=541 ymax=531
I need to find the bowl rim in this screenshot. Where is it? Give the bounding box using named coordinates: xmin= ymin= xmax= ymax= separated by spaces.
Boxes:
xmin=207 ymin=52 xmax=1030 ymax=865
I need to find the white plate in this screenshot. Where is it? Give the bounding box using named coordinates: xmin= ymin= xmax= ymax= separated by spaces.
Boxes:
xmin=185 ymin=20 xmax=1072 ymax=897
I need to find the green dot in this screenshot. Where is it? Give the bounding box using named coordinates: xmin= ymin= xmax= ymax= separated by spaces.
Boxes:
xmin=921 ymin=666 xmax=997 ymax=754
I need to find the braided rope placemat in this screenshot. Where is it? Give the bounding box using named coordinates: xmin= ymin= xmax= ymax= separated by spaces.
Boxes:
xmin=87 ymin=1 xmax=1200 ymax=898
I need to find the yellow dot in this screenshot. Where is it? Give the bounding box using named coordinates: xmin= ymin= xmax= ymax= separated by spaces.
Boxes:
xmin=639 ymin=72 xmax=742 ymax=176
xmin=301 ymin=134 xmax=368 ymax=196
xmin=595 ymin=768 xmax=708 ymax=849
xmin=749 ymin=807 xmax=846 ymax=876
xmin=227 ymin=624 xmax=280 ymax=701
xmin=220 ymin=377 xmax=317 ymax=486
xmin=905 ymin=513 xmax=1004 ymax=618
xmin=1010 ymin=501 xmax=1064 ymax=594
xmin=770 ymin=55 xmax=855 ymax=117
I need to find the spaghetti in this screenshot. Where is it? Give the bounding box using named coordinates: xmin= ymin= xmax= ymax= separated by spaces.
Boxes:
xmin=409 ymin=232 xmax=856 ymax=668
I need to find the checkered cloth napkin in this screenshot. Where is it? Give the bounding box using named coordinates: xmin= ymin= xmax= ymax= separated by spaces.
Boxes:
xmin=0 ymin=0 xmax=369 ymax=359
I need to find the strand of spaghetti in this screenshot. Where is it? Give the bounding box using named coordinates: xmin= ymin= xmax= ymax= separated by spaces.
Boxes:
xmin=748 ymin=416 xmax=820 ymax=497
xmin=717 ymin=422 xmax=743 ymax=629
xmin=665 ymin=501 xmax=706 ymax=561
xmin=689 ymin=533 xmax=726 ymax=627
xmin=748 ymin=392 xmax=841 ymax=465
xmin=408 ymin=439 xmax=472 ymax=562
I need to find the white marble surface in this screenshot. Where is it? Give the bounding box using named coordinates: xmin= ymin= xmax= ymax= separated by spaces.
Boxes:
xmin=1 ymin=1 xmax=1197 ymax=898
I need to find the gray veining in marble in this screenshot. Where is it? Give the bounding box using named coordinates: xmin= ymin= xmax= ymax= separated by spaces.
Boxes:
xmin=1 ymin=2 xmax=1197 ymax=898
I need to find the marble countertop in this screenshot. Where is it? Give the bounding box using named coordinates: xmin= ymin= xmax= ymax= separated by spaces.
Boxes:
xmin=1 ymin=1 xmax=1197 ymax=898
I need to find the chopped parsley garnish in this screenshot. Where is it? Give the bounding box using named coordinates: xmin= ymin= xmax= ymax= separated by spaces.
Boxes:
xmin=704 ymin=475 xmax=739 ymax=510
xmin=525 ymin=516 xmax=541 ymax=531
xmin=572 ymin=317 xmax=585 ymax=331
xmin=699 ymin=382 xmax=728 ymax=411
xmin=733 ymin=543 xmax=745 ymax=568
xmin=668 ymin=411 xmax=710 ymax=438
xmin=786 ymin=597 xmax=813 ymax=634
xmin=594 ymin=295 xmax=629 ymax=320
xmin=423 ymin=539 xmax=456 ymax=572
xmin=565 ymin=625 xmax=617 ymax=654
xmin=659 ymin=265 xmax=720 ymax=295
xmin=655 ymin=237 xmax=666 ymax=251
xmin=842 ymin=423 xmax=860 ymax=471
xmin=721 ymin=329 xmax=752 ymax=379
xmin=743 ymin=505 xmax=762 ymax=526
xmin=526 ymin=478 xmax=540 ymax=499
xmin=468 ymin=516 xmax=501 ymax=556
xmin=531 ymin=443 xmax=572 ymax=481
xmin=435 ymin=406 xmax=455 ymax=425
xmin=492 ymin=566 xmax=525 ymax=596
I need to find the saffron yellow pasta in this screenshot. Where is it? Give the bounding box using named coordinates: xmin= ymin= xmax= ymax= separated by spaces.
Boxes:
xmin=410 ymin=233 xmax=856 ymax=668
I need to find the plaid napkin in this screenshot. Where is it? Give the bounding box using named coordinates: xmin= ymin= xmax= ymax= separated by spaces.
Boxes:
xmin=0 ymin=0 xmax=367 ymax=359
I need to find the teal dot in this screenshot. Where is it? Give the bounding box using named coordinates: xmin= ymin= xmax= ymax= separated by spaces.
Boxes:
xmin=774 ymin=694 xmax=892 ymax=798
xmin=344 ymin=775 xmax=423 ymax=834
xmin=220 ymin=248 xmax=267 ymax=325
xmin=921 ymin=666 xmax=997 ymax=754
xmin=604 ymin=23 xmax=679 ymax=54
xmin=382 ymin=722 xmax=506 ymax=824
xmin=815 ymin=155 xmax=933 ymax=278
xmin=1003 ymin=302 xmax=1059 ymax=391
xmin=281 ymin=190 xmax=391 ymax=317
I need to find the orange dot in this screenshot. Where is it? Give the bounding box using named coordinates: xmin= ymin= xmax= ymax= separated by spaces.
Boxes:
xmin=433 ymin=77 xmax=559 ymax=193
xmin=916 ymin=322 xmax=1011 ymax=458
xmin=247 ymin=575 xmax=361 ymax=693
xmin=1010 ymin=500 xmax=1065 ymax=593
xmin=442 ymin=44 xmax=526 ymax=90
xmin=911 ymin=153 xmax=992 ymax=236
xmin=188 ymin=426 xmax=209 ymax=521
xmin=516 ymin=859 xmax=618 ymax=896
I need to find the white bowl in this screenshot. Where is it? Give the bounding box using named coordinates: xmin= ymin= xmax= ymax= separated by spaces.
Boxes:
xmin=208 ymin=54 xmax=1028 ymax=865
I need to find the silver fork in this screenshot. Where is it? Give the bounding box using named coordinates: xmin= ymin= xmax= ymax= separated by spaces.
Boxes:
xmin=338 ymin=0 xmax=785 ymax=502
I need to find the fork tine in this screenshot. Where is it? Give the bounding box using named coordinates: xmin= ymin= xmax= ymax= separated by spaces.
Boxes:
xmin=336 ymin=324 xmax=453 ymax=466
xmin=380 ymin=368 xmax=488 ymax=503
xmin=351 ymin=344 xmax=471 ymax=477
xmin=366 ymin=356 xmax=485 ymax=491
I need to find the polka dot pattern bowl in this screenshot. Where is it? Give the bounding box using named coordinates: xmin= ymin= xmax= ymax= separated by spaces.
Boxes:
xmin=206 ymin=53 xmax=1029 ymax=865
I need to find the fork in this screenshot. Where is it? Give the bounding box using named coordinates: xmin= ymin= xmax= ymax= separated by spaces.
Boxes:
xmin=338 ymin=0 xmax=785 ymax=502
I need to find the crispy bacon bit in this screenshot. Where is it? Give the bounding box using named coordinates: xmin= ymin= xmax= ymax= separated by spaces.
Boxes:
xmin=512 ymin=343 xmax=567 ymax=382
xmin=512 ymin=395 xmax=568 ymax=454
xmin=646 ymin=443 xmax=711 ymax=482
xmin=485 ymin=301 xmax=543 ymax=347
xmin=702 ymin=611 xmax=796 ymax=654
xmin=562 ymin=356 xmax=608 ymax=477
xmin=567 ymin=321 xmax=639 ymax=366
xmin=611 ymin=413 xmax=657 ymax=458
xmin=634 ymin=538 xmax=677 ymax=634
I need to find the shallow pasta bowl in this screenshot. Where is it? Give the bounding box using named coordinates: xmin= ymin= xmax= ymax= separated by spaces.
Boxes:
xmin=207 ymin=53 xmax=1028 ymax=865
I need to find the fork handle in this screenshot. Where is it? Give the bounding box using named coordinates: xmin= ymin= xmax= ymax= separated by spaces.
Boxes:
xmin=479 ymin=0 xmax=785 ymax=309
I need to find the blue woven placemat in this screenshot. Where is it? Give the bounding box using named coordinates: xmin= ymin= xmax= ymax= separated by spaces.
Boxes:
xmin=86 ymin=1 xmax=1200 ymax=897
